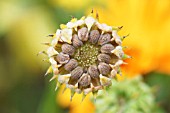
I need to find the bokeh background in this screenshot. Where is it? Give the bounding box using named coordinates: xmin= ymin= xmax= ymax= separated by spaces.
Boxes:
xmin=0 ymin=0 xmax=170 ymax=113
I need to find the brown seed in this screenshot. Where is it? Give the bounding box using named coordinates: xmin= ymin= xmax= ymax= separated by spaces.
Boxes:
xmin=61 ymin=43 xmax=75 ymax=56
xmin=97 ymin=53 xmax=111 ymax=63
xmin=72 ymin=34 xmax=83 ymax=48
xmin=69 ymin=66 xmax=83 ymax=85
xmin=78 ymin=27 xmax=88 ymax=41
xmin=98 ymin=33 xmax=111 ymax=45
xmin=64 ymin=59 xmax=78 ymax=72
xmin=88 ymin=65 xmax=99 ymax=79
xmin=101 ymin=44 xmax=114 ymax=54
xmin=98 ymin=62 xmax=111 ymax=75
xmin=89 ymin=30 xmax=100 ymax=44
xmin=78 ymin=73 xmax=91 ymax=89
xmin=56 ymin=52 xmax=70 ymax=64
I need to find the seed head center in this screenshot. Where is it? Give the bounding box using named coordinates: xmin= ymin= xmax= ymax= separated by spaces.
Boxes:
xmin=74 ymin=43 xmax=99 ymax=68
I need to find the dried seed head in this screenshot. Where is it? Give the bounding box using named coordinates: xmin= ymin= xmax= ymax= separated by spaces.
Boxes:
xmin=64 ymin=59 xmax=78 ymax=71
xmin=98 ymin=33 xmax=111 ymax=45
xmin=101 ymin=44 xmax=114 ymax=54
xmin=56 ymin=52 xmax=70 ymax=64
xmin=69 ymin=66 xmax=83 ymax=85
xmin=62 ymin=43 xmax=75 ymax=56
xmin=88 ymin=65 xmax=99 ymax=79
xmin=78 ymin=73 xmax=91 ymax=89
xmin=72 ymin=34 xmax=83 ymax=48
xmin=97 ymin=53 xmax=111 ymax=63
xmin=98 ymin=62 xmax=111 ymax=75
xmin=89 ymin=30 xmax=100 ymax=44
xmin=45 ymin=12 xmax=129 ymax=98
xmin=78 ymin=27 xmax=89 ymax=41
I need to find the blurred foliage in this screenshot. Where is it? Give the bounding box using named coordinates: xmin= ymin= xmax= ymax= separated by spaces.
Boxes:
xmin=95 ymin=76 xmax=165 ymax=113
xmin=144 ymin=72 xmax=170 ymax=113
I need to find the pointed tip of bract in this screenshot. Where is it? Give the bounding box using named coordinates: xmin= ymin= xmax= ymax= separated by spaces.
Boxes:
xmin=122 ymin=54 xmax=132 ymax=60
xmin=121 ymin=34 xmax=130 ymax=41
xmin=47 ymin=34 xmax=54 ymax=37
xmin=55 ymin=82 xmax=60 ymax=91
xmin=118 ymin=26 xmax=123 ymax=30
xmin=41 ymin=42 xmax=51 ymax=46
xmin=44 ymin=66 xmax=52 ymax=77
xmin=37 ymin=51 xmax=47 ymax=56
xmin=81 ymin=93 xmax=86 ymax=103
xmin=49 ymin=74 xmax=58 ymax=82
xmin=70 ymin=90 xmax=75 ymax=101
xmin=96 ymin=10 xmax=99 ymax=21
xmin=62 ymin=86 xmax=67 ymax=94
xmin=92 ymin=91 xmax=98 ymax=103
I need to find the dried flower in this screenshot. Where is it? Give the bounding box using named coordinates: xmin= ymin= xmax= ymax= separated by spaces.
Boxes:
xmin=44 ymin=11 xmax=130 ymax=100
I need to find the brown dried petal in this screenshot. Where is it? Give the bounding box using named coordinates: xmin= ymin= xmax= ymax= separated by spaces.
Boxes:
xmin=98 ymin=62 xmax=111 ymax=75
xmin=78 ymin=74 xmax=91 ymax=89
xmin=89 ymin=30 xmax=100 ymax=44
xmin=64 ymin=59 xmax=78 ymax=72
xmin=78 ymin=27 xmax=88 ymax=41
xmin=69 ymin=66 xmax=83 ymax=85
xmin=97 ymin=53 xmax=111 ymax=63
xmin=72 ymin=34 xmax=83 ymax=48
xmin=56 ymin=52 xmax=70 ymax=64
xmin=101 ymin=44 xmax=114 ymax=54
xmin=62 ymin=43 xmax=75 ymax=56
xmin=88 ymin=65 xmax=99 ymax=79
xmin=98 ymin=33 xmax=111 ymax=45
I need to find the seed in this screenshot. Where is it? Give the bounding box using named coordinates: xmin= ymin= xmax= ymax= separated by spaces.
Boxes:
xmin=98 ymin=33 xmax=111 ymax=45
xmin=72 ymin=34 xmax=83 ymax=48
xmin=64 ymin=59 xmax=78 ymax=72
xmin=97 ymin=53 xmax=111 ymax=63
xmin=56 ymin=52 xmax=70 ymax=64
xmin=69 ymin=66 xmax=83 ymax=85
xmin=88 ymin=65 xmax=99 ymax=79
xmin=78 ymin=27 xmax=88 ymax=41
xmin=101 ymin=44 xmax=114 ymax=54
xmin=98 ymin=62 xmax=111 ymax=75
xmin=78 ymin=73 xmax=91 ymax=89
xmin=61 ymin=43 xmax=75 ymax=56
xmin=89 ymin=30 xmax=100 ymax=44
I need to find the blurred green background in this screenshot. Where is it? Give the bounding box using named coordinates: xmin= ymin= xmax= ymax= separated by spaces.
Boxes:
xmin=0 ymin=0 xmax=170 ymax=113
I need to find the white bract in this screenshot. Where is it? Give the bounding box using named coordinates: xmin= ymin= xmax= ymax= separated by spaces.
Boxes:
xmin=112 ymin=30 xmax=122 ymax=45
xmin=96 ymin=22 xmax=112 ymax=33
xmin=47 ymin=47 xmax=59 ymax=57
xmin=61 ymin=28 xmax=72 ymax=44
xmin=111 ymin=46 xmax=124 ymax=58
xmin=85 ymin=16 xmax=96 ymax=31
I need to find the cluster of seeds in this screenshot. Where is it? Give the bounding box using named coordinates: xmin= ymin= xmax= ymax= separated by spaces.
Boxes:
xmin=44 ymin=11 xmax=130 ymax=100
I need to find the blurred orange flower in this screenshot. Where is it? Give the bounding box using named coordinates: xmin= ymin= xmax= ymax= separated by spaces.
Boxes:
xmin=57 ymin=0 xmax=170 ymax=113
xmin=92 ymin=0 xmax=170 ymax=76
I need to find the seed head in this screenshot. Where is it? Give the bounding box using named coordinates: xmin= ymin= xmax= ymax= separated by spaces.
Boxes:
xmin=44 ymin=11 xmax=130 ymax=100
